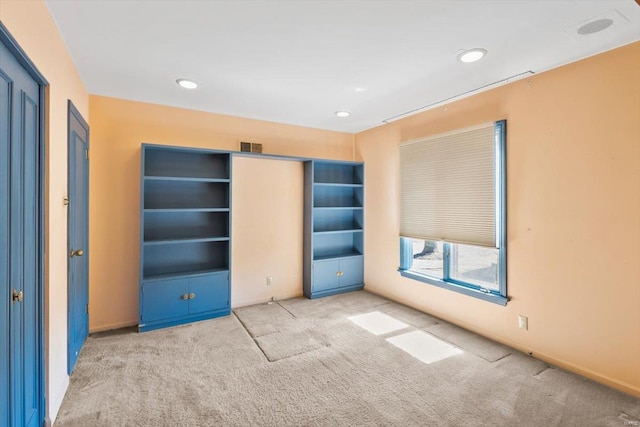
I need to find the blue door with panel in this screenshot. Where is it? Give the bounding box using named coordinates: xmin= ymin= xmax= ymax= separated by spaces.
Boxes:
xmin=1 ymin=27 xmax=44 ymax=427
xmin=338 ymin=256 xmax=363 ymax=288
xmin=67 ymin=101 xmax=89 ymax=374
xmin=312 ymin=260 xmax=341 ymax=292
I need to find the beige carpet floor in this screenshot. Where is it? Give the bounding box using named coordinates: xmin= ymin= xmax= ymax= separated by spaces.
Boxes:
xmin=55 ymin=291 xmax=639 ymax=426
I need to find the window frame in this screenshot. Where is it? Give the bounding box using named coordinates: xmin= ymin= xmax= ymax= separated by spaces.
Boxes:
xmin=399 ymin=120 xmax=507 ymax=306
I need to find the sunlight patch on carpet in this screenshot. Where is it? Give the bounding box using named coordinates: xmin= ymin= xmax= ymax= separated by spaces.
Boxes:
xmin=425 ymin=323 xmax=511 ymax=362
xmin=386 ymin=330 xmax=463 ymax=364
xmin=348 ymin=311 xmax=409 ymax=336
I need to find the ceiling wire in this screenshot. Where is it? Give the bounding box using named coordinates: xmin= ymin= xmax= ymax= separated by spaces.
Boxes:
xmin=382 ymin=70 xmax=535 ymax=124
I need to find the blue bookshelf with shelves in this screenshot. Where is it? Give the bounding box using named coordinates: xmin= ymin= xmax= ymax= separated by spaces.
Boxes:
xmin=139 ymin=144 xmax=231 ymax=332
xmin=304 ymin=160 xmax=365 ymax=298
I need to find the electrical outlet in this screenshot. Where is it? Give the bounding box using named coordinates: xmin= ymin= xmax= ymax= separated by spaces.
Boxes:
xmin=518 ymin=315 xmax=528 ymax=330
xmin=267 ymin=276 xmax=273 ymax=286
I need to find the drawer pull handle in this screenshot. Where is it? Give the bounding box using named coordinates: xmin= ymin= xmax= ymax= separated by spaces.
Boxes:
xmin=189 ymin=293 xmax=196 ymax=299
xmin=181 ymin=294 xmax=189 ymax=300
xmin=335 ymin=271 xmax=344 ymax=277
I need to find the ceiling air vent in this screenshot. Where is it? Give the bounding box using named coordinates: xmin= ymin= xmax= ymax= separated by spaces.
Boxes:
xmin=240 ymin=141 xmax=263 ymax=154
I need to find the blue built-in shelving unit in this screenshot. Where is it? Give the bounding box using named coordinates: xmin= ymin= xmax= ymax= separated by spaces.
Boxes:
xmin=304 ymin=160 xmax=364 ymax=298
xmin=139 ymin=144 xmax=231 ymax=332
xmin=139 ymin=145 xmax=365 ymax=331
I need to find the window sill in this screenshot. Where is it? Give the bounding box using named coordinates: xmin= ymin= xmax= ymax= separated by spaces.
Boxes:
xmin=398 ymin=269 xmax=508 ymax=306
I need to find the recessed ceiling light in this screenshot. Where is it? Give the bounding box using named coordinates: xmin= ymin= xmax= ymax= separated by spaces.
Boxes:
xmin=176 ymin=79 xmax=198 ymax=89
xmin=577 ymin=18 xmax=613 ymax=35
xmin=457 ymin=48 xmax=488 ymax=63
xmin=335 ymin=111 xmax=351 ymax=117
xmin=354 ymin=87 xmax=367 ymax=92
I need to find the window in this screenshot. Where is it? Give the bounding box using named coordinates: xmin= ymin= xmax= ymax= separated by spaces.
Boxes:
xmin=399 ymin=121 xmax=507 ymax=305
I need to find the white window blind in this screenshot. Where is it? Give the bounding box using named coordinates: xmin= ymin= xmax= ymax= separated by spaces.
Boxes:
xmin=399 ymin=123 xmax=497 ymax=248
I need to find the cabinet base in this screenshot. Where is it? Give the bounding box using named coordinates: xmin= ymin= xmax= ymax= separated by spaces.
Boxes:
xmin=138 ymin=308 xmax=230 ymax=332
xmin=304 ymin=284 xmax=364 ymax=299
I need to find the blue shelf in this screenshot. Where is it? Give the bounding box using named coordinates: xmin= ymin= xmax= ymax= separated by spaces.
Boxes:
xmin=144 ymin=208 xmax=229 ymax=213
xmin=313 ymin=182 xmax=363 ymax=188
xmin=144 ymin=148 xmax=230 ymax=179
xmin=144 ymin=210 xmax=228 ymax=241
xmin=144 ymin=179 xmax=229 ymax=209
xmin=144 ymin=236 xmax=229 ymax=245
xmin=313 ymin=253 xmax=362 ymax=261
xmin=314 ymin=206 xmax=363 ymax=210
xmin=144 ymin=176 xmax=230 ymax=183
xmin=313 ymin=162 xmax=363 ymax=185
xmin=143 ymin=268 xmax=229 ymax=282
xmin=314 ymin=185 xmax=363 ymax=208
xmin=313 ymin=229 xmax=363 ymax=235
xmin=313 ymin=208 xmax=363 ymax=234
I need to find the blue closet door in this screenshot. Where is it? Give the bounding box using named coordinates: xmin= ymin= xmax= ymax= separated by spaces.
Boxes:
xmin=67 ymin=101 xmax=89 ymax=374
xmin=0 ymin=46 xmax=12 ymax=427
xmin=1 ymin=34 xmax=42 ymax=427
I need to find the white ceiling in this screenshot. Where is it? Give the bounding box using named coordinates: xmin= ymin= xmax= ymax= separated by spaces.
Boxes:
xmin=45 ymin=0 xmax=639 ymax=133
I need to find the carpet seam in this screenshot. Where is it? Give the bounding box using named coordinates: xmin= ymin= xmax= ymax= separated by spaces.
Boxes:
xmin=231 ymin=311 xmax=272 ymax=362
xmin=491 ymin=352 xmax=513 ymax=363
xmin=276 ymin=300 xmax=298 ymax=319
xmin=533 ymin=365 xmax=552 ymax=377
xmin=424 ymin=326 xmax=512 ymax=363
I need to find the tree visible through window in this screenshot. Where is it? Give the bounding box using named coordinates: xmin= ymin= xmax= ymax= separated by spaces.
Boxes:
xmin=399 ymin=121 xmax=507 ymax=305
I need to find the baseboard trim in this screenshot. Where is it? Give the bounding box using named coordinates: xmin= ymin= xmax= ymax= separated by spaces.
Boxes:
xmin=363 ymin=286 xmax=640 ymax=398
xmin=48 ymin=374 xmax=70 ymax=426
xmin=528 ymin=350 xmax=640 ymax=398
xmin=233 ymin=292 xmax=304 ymax=309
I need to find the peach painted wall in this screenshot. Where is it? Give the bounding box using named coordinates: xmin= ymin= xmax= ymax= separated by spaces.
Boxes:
xmin=88 ymin=95 xmax=352 ymax=331
xmin=355 ymin=42 xmax=640 ymax=396
xmin=231 ymin=157 xmax=304 ymax=307
xmin=1 ymin=0 xmax=90 ymax=421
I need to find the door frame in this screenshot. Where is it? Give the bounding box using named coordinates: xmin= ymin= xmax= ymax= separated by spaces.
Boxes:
xmin=67 ymin=100 xmax=89 ymax=374
xmin=0 ymin=21 xmax=48 ymax=426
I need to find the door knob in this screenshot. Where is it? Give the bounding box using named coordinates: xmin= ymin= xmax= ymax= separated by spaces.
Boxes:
xmin=70 ymin=249 xmax=84 ymax=257
xmin=11 ymin=289 xmax=23 ymax=303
